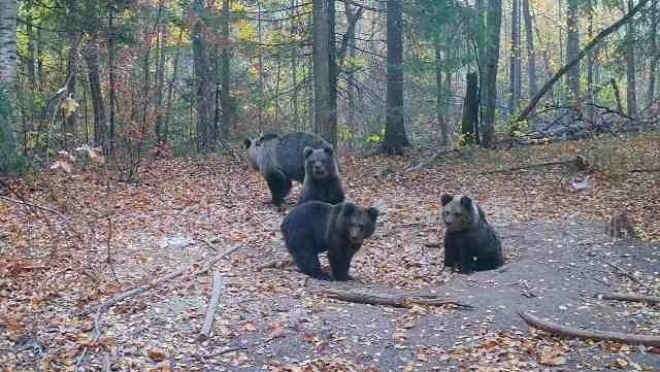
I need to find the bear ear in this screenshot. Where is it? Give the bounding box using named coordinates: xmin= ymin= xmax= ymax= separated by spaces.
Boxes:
xmin=459 ymin=196 xmax=473 ymax=208
xmin=303 ymin=146 xmax=314 ymax=158
xmin=366 ymin=207 xmax=379 ymax=221
xmin=441 ymin=194 xmax=453 ymax=206
xmin=323 ymin=145 xmax=334 ymax=155
xmin=243 ymin=138 xmax=252 ymax=149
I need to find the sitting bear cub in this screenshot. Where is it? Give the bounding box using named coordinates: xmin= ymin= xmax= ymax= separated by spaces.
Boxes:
xmin=280 ymin=201 xmax=379 ymax=281
xmin=441 ymin=194 xmax=504 ymax=274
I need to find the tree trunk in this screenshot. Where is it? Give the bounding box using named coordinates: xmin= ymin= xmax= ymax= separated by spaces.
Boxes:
xmin=435 ymin=38 xmax=450 ymax=147
xmin=154 ymin=14 xmax=167 ymax=146
xmin=625 ymin=0 xmax=637 ymax=116
xmin=290 ymin=0 xmax=300 ymax=130
xmin=192 ymin=1 xmax=215 ymax=153
xmin=509 ymin=0 xmax=521 ymax=115
xmin=312 ymin=0 xmax=336 ymax=145
xmin=220 ymin=0 xmax=231 ymax=139
xmin=522 ymin=0 xmax=536 ymax=103
xmin=64 ymin=0 xmax=78 ymax=150
xmin=482 ymin=0 xmax=502 ymax=148
xmin=163 ymin=28 xmax=184 ymax=147
xmin=0 ymin=0 xmax=21 ymax=173
xmin=461 ymin=72 xmax=479 ymax=145
xmin=85 ymin=38 xmax=106 ymax=149
xmin=380 ymin=0 xmax=410 ymax=155
xmin=566 ymin=0 xmax=580 ymax=99
xmin=108 ymin=6 xmax=117 ymax=155
xmin=648 ymin=0 xmax=658 ymax=110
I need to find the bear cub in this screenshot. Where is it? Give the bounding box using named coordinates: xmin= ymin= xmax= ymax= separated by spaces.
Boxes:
xmin=280 ymin=201 xmax=379 ymax=281
xmin=441 ymin=194 xmax=504 ymax=274
xmin=298 ymin=145 xmax=345 ymax=205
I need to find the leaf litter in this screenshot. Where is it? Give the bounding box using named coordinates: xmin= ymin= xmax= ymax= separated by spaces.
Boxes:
xmin=0 ymin=136 xmax=659 ymax=370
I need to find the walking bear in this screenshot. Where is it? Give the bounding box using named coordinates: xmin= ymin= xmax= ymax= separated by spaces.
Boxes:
xmin=298 ymin=145 xmax=345 ymax=205
xmin=280 ymin=201 xmax=379 ymax=281
xmin=441 ymin=194 xmax=504 ymax=274
xmin=244 ymin=131 xmax=331 ymax=207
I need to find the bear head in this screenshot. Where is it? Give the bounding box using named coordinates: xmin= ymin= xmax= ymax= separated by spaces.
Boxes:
xmin=440 ymin=194 xmax=480 ymax=232
xmin=337 ymin=202 xmax=379 ymax=245
xmin=303 ymin=145 xmax=337 ymax=181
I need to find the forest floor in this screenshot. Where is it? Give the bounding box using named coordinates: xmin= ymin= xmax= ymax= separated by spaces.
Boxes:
xmin=1 ymin=133 xmax=659 ymax=371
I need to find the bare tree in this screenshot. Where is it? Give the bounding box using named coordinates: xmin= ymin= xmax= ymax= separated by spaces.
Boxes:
xmin=482 ymin=0 xmax=502 ymax=148
xmin=220 ymin=0 xmax=231 ymax=139
xmin=625 ymin=0 xmax=637 ymax=116
xmin=192 ymin=0 xmax=215 ymax=152
xmin=566 ymin=0 xmax=580 ymax=99
xmin=0 ymin=0 xmax=21 ymax=172
xmin=380 ymin=0 xmax=410 ymax=154
xmin=312 ymin=0 xmax=336 ymax=145
xmin=509 ymin=0 xmax=521 ymax=114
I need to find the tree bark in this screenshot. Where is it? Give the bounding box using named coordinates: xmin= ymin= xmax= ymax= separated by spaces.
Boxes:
xmin=587 ymin=0 xmax=595 ymax=125
xmin=482 ymin=0 xmax=502 ymax=148
xmin=380 ymin=0 xmax=410 ymax=155
xmin=85 ymin=38 xmax=106 ymax=150
xmin=108 ymin=5 xmax=117 ymax=155
xmin=461 ymin=72 xmax=479 ymax=145
xmin=192 ymin=0 xmax=215 ymax=153
xmin=509 ymin=0 xmax=521 ymax=115
xmin=648 ymin=0 xmax=658 ymax=109
xmin=522 ymin=0 xmax=536 ymax=105
xmin=312 ymin=0 xmax=336 ymax=145
xmin=290 ymin=0 xmax=300 ymax=130
xmin=0 ymin=0 xmax=20 ymax=173
xmin=566 ymin=0 xmax=580 ymax=99
xmin=625 ymin=0 xmax=637 ymax=117
xmin=435 ymin=38 xmax=450 ymax=147
xmin=64 ymin=0 xmax=78 ymax=150
xmin=516 ymin=0 xmax=652 ymax=123
xmin=220 ymin=0 xmax=231 ymax=139
xmin=154 ymin=12 xmax=167 ymax=147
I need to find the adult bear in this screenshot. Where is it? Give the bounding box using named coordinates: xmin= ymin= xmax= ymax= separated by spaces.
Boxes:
xmin=297 ymin=145 xmax=345 ymax=205
xmin=441 ymin=194 xmax=504 ymax=274
xmin=244 ymin=131 xmax=330 ymax=207
xmin=280 ymin=201 xmax=379 ymax=281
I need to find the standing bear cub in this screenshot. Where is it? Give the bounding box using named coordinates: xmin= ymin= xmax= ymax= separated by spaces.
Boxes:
xmin=441 ymin=194 xmax=504 ymax=274
xmin=297 ymin=145 xmax=345 ymax=205
xmin=244 ymin=131 xmax=331 ymax=208
xmin=281 ymin=201 xmax=379 ymax=281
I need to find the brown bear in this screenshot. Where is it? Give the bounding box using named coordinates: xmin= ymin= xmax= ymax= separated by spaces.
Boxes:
xmin=297 ymin=145 xmax=344 ymax=205
xmin=280 ymin=201 xmax=379 ymax=281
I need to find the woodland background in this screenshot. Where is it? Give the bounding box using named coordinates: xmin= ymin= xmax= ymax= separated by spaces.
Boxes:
xmin=0 ymin=0 xmax=659 ymax=371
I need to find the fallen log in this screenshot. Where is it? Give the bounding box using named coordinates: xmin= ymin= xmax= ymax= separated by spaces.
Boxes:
xmin=518 ymin=311 xmax=660 ymax=347
xmin=310 ymin=285 xmax=473 ymax=309
xmin=200 ymin=271 xmax=227 ymax=339
xmin=597 ymin=293 xmax=660 ymax=305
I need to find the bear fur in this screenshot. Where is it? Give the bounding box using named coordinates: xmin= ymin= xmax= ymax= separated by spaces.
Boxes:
xmin=440 ymin=194 xmax=504 ymax=274
xmin=244 ymin=131 xmax=331 ymax=207
xmin=297 ymin=145 xmax=344 ymax=205
xmin=280 ymin=201 xmax=379 ymax=281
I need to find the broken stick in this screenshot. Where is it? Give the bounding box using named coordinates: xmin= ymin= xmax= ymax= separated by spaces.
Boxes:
xmin=200 ymin=271 xmax=226 ymax=339
xmin=597 ymin=293 xmax=660 ymax=305
xmin=518 ymin=311 xmax=660 ymax=347
xmin=310 ymin=285 xmax=473 ymax=309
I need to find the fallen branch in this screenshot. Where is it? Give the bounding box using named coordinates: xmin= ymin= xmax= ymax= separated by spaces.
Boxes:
xmin=423 ymin=242 xmax=442 ymax=248
xmin=630 ymin=168 xmax=660 ymax=173
xmin=404 ymin=148 xmax=461 ymax=172
xmin=597 ymin=293 xmax=660 ymax=304
xmin=479 ymin=159 xmax=577 ymax=175
xmin=605 ymin=262 xmax=650 ymax=290
xmin=200 ymin=271 xmax=226 ymax=339
xmin=310 ymin=285 xmax=473 ymax=309
xmin=518 ymin=311 xmax=660 ymax=347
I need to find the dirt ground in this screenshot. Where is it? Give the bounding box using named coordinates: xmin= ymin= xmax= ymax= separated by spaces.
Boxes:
xmin=1 ymin=150 xmax=659 ymax=371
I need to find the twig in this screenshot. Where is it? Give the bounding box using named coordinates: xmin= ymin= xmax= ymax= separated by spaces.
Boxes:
xmin=0 ymin=195 xmax=72 ymax=227
xmin=629 ymin=168 xmax=660 ymax=173
xmin=202 ymin=237 xmax=219 ymax=252
xmin=75 ymin=244 xmax=243 ymax=368
xmin=605 ymin=262 xmax=650 ymax=289
xmin=518 ymin=311 xmax=660 ymax=347
xmin=597 ymin=293 xmax=660 ymax=304
xmin=423 ymin=242 xmax=442 ymax=248
xmin=310 ymin=285 xmax=473 ymax=309
xmin=257 ymin=259 xmax=294 ymax=271
xmin=200 ymin=271 xmax=226 ymax=339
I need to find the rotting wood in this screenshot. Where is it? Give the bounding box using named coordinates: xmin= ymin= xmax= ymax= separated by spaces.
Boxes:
xmin=597 ymin=293 xmax=660 ymax=304
xmin=200 ymin=271 xmax=226 ymax=339
xmin=309 ymin=285 xmax=473 ymax=309
xmin=518 ymin=311 xmax=660 ymax=347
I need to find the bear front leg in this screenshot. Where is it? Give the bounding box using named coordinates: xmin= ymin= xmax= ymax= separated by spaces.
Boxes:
xmin=328 ymin=249 xmax=354 ymax=281
xmin=291 ymin=249 xmax=331 ymax=280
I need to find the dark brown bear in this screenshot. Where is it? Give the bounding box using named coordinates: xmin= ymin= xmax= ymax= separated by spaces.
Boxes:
xmin=280 ymin=201 xmax=379 ymax=281
xmin=441 ymin=194 xmax=504 ymax=274
xmin=297 ymin=145 xmax=344 ymax=205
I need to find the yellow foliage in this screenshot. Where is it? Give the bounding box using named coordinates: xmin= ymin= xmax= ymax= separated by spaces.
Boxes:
xmin=235 ymin=19 xmax=257 ymax=41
